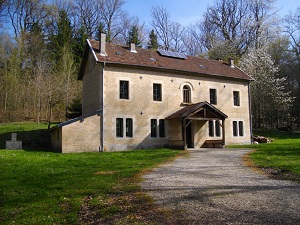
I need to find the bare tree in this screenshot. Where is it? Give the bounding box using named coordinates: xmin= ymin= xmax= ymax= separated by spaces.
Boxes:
xmin=6 ymin=0 xmax=49 ymax=37
xmin=202 ymin=0 xmax=276 ymax=59
xmin=74 ymin=0 xmax=103 ymax=39
xmin=169 ymin=22 xmax=185 ymax=52
xmin=182 ymin=24 xmax=206 ymax=56
xmin=100 ymin=0 xmax=127 ymax=43
xmin=151 ymin=5 xmax=172 ymax=50
xmin=0 ymin=0 xmax=7 ymax=27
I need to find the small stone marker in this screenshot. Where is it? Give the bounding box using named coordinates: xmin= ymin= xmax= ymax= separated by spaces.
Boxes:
xmin=6 ymin=133 xmax=22 ymax=150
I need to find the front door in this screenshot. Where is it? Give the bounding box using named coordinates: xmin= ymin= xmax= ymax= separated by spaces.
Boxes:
xmin=186 ymin=120 xmax=194 ymax=148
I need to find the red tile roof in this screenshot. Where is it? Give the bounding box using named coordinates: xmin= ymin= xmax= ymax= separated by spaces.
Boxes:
xmin=79 ymin=39 xmax=253 ymax=81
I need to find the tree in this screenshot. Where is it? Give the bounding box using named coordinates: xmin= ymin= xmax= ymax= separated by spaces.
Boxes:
xmin=47 ymin=9 xmax=74 ymax=64
xmin=73 ymin=25 xmax=89 ymax=64
xmin=0 ymin=0 xmax=7 ymax=27
xmin=151 ymin=5 xmax=172 ymax=50
xmin=66 ymin=97 xmax=82 ymax=119
xmin=148 ymin=29 xmax=158 ymax=50
xmin=128 ymin=25 xmax=141 ymax=47
xmin=169 ymin=21 xmax=185 ymax=52
xmin=74 ymin=0 xmax=102 ymax=39
xmin=182 ymin=24 xmax=205 ymax=56
xmin=6 ymin=0 xmax=49 ymax=37
xmin=283 ymin=7 xmax=300 ymax=128
xmin=202 ymin=0 xmax=276 ymax=60
xmin=100 ymin=0 xmax=127 ymax=43
xmin=239 ymin=45 xmax=293 ymax=129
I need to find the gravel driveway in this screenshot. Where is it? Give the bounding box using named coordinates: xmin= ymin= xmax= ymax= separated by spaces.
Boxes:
xmin=141 ymin=149 xmax=300 ymax=224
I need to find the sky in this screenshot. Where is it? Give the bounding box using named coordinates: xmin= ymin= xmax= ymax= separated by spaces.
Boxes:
xmin=123 ymin=0 xmax=300 ymax=26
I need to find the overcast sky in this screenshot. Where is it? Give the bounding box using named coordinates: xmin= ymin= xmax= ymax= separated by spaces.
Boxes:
xmin=123 ymin=0 xmax=300 ymax=26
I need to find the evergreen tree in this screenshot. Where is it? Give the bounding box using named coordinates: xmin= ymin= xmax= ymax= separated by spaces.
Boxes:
xmin=74 ymin=25 xmax=89 ymax=65
xmin=48 ymin=9 xmax=73 ymax=63
xmin=128 ymin=25 xmax=141 ymax=47
xmin=66 ymin=97 xmax=82 ymax=119
xmin=148 ymin=29 xmax=158 ymax=49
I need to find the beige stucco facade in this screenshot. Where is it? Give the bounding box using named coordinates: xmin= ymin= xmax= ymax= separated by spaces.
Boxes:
xmin=96 ymin=65 xmax=251 ymax=151
xmin=51 ymin=112 xmax=101 ymax=153
xmin=78 ymin=49 xmax=251 ymax=151
xmin=51 ymin=39 xmax=252 ymax=153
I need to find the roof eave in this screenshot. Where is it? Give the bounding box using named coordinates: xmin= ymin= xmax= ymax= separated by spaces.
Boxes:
xmin=78 ymin=39 xmax=100 ymax=80
xmin=96 ymin=60 xmax=253 ymax=82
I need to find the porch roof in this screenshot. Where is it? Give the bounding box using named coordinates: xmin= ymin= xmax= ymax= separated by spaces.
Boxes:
xmin=166 ymin=101 xmax=228 ymax=120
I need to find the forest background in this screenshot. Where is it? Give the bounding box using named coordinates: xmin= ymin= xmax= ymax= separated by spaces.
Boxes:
xmin=0 ymin=0 xmax=299 ymax=130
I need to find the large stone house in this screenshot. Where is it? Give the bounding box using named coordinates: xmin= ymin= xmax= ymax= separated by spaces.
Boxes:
xmin=51 ymin=33 xmax=253 ymax=153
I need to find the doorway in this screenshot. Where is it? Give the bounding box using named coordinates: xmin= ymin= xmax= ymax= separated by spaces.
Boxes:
xmin=186 ymin=120 xmax=194 ymax=148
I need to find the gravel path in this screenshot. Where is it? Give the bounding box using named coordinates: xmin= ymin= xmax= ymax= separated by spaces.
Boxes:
xmin=141 ymin=149 xmax=300 ymax=224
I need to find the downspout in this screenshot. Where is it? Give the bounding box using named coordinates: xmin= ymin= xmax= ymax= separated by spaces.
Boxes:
xmin=248 ymin=81 xmax=253 ymax=144
xmin=99 ymin=62 xmax=105 ymax=151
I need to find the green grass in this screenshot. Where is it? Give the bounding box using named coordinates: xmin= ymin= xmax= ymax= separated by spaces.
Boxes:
xmin=0 ymin=150 xmax=181 ymax=224
xmin=0 ymin=122 xmax=53 ymax=150
xmin=230 ymin=131 xmax=300 ymax=179
xmin=0 ymin=123 xmax=182 ymax=224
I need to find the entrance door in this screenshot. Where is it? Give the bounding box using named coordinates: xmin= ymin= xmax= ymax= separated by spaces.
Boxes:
xmin=186 ymin=120 xmax=194 ymax=148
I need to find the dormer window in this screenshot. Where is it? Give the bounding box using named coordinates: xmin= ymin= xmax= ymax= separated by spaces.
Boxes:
xmin=183 ymin=85 xmax=191 ymax=103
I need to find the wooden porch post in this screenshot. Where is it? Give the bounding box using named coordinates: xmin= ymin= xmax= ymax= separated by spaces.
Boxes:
xmin=183 ymin=118 xmax=187 ymax=150
xmin=222 ymin=119 xmax=225 ymax=146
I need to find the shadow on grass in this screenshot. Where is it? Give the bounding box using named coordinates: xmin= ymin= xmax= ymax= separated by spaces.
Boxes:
xmin=0 ymin=129 xmax=52 ymax=152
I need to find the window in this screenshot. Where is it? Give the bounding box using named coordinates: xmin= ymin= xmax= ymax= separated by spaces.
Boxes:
xmin=159 ymin=119 xmax=165 ymax=137
xmin=120 ymin=80 xmax=129 ymax=99
xmin=116 ymin=118 xmax=133 ymax=138
xmin=215 ymin=120 xmax=221 ymax=137
xmin=233 ymin=91 xmax=240 ymax=106
xmin=210 ymin=89 xmax=217 ymax=105
xmin=126 ymin=118 xmax=133 ymax=137
xmin=233 ymin=121 xmax=244 ymax=137
xmin=153 ymin=83 xmax=162 ymax=101
xmin=209 ymin=120 xmax=221 ymax=137
xmin=116 ymin=118 xmax=123 ymax=137
xmin=233 ymin=121 xmax=238 ymax=137
xmin=151 ymin=119 xmax=157 ymax=137
xmin=151 ymin=119 xmax=166 ymax=138
xmin=238 ymin=121 xmax=244 ymax=136
xmin=183 ymin=85 xmax=191 ymax=103
xmin=209 ymin=121 xmax=214 ymax=137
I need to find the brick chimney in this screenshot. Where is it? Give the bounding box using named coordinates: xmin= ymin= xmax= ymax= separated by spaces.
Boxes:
xmin=130 ymin=43 xmax=137 ymax=53
xmin=228 ymin=58 xmax=234 ymax=68
xmin=99 ymin=33 xmax=107 ymax=56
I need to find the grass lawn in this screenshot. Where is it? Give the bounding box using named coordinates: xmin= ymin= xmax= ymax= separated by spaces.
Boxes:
xmin=231 ymin=130 xmax=300 ymax=180
xmin=0 ymin=123 xmax=183 ymax=224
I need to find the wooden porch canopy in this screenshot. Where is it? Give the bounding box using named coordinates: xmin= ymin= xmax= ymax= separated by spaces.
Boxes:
xmin=166 ymin=101 xmax=228 ymax=149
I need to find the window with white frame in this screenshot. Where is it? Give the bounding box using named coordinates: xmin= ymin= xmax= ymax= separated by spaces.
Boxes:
xmin=209 ymin=120 xmax=221 ymax=137
xmin=151 ymin=119 xmax=165 ymax=138
xmin=153 ymin=83 xmax=162 ymax=101
xmin=120 ymin=80 xmax=129 ymax=99
xmin=233 ymin=121 xmax=244 ymax=137
xmin=233 ymin=91 xmax=240 ymax=106
xmin=183 ymin=85 xmax=191 ymax=103
xmin=210 ymin=89 xmax=217 ymax=105
xmin=116 ymin=118 xmax=133 ymax=138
